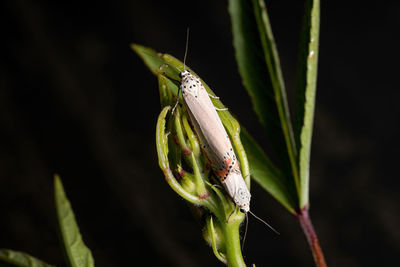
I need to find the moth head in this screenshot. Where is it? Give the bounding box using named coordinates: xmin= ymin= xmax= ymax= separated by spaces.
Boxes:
xmin=240 ymin=203 xmax=250 ymax=213
xmin=234 ymin=188 xmax=251 ymax=213
xmin=179 ymin=70 xmax=190 ymax=78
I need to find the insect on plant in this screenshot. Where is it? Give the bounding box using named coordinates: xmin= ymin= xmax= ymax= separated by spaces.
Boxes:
xmin=167 ymin=29 xmax=279 ymax=236
xmin=133 ymin=0 xmax=324 ymax=266
xmin=0 ymin=1 xmax=326 ymax=267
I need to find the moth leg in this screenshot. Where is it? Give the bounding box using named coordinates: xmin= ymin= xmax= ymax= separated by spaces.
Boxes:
xmin=208 ymin=93 xmax=219 ymax=99
xmin=171 ymin=86 xmax=181 ymax=115
xmin=210 ymin=183 xmax=223 ymax=190
xmin=208 ymin=93 xmax=227 ymax=110
xmin=215 ymin=107 xmax=228 ymax=111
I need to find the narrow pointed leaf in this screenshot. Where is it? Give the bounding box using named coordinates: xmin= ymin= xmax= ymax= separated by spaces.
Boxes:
xmin=228 ymin=0 xmax=300 ymax=196
xmin=251 ymin=0 xmax=299 ymax=185
xmin=54 ymin=175 xmax=94 ymax=267
xmin=130 ymin=44 xmax=164 ymax=75
xmin=132 ymin=44 xmax=181 ymax=82
xmin=228 ymin=0 xmax=286 ymax=159
xmin=0 ymin=249 xmax=54 ymax=267
xmin=294 ymin=0 xmax=320 ymax=208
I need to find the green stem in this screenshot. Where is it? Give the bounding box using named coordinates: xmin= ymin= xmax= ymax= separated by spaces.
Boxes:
xmin=222 ymin=220 xmax=246 ymax=267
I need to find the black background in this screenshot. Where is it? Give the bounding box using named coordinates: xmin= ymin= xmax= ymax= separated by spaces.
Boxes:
xmin=1 ymin=0 xmax=399 ymax=266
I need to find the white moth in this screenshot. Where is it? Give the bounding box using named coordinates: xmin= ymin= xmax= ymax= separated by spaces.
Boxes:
xmin=172 ymin=66 xmax=278 ymax=234
xmin=168 ymin=29 xmax=278 ymax=236
xmin=177 ymin=69 xmax=251 ymax=213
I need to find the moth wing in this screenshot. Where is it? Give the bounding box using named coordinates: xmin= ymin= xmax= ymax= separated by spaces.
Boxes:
xmin=183 ymin=87 xmax=231 ymax=160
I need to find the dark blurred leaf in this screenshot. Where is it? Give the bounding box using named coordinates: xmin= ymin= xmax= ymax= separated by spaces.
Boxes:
xmin=54 ymin=175 xmax=94 ymax=267
xmin=228 ymin=0 xmax=298 ymax=177
xmin=0 ymin=249 xmax=54 ymax=267
xmin=228 ymin=0 xmax=299 ymax=208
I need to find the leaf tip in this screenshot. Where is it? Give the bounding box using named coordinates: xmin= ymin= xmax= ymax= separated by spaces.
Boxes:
xmin=54 ymin=173 xmax=62 ymax=192
xmin=130 ymin=43 xmax=140 ymax=53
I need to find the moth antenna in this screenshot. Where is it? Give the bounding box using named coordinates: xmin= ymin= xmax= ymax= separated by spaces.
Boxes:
xmin=248 ymin=210 xmax=280 ymax=235
xmin=242 ymin=212 xmax=249 ymax=251
xmin=171 ymin=89 xmax=180 ymax=115
xmin=171 ymin=28 xmax=190 ymax=115
xmin=183 ymin=27 xmax=190 ymax=70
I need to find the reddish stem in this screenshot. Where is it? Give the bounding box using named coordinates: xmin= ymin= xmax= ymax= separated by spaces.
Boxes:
xmin=296 ymin=206 xmax=327 ymax=267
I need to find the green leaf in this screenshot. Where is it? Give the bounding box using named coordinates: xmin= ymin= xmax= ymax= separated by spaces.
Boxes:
xmin=240 ymin=130 xmax=297 ymax=213
xmin=228 ymin=0 xmax=299 ymax=191
xmin=0 ymin=250 xmax=54 ymax=267
xmin=54 ymin=175 xmax=94 ymax=267
xmin=158 ymin=73 xmax=174 ymax=108
xmin=294 ymin=0 xmax=320 ymax=208
xmin=130 ymin=44 xmax=164 ymax=76
xmin=131 ymin=44 xmax=181 ymax=82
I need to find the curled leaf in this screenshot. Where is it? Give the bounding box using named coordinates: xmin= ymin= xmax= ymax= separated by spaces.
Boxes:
xmin=205 ymin=217 xmax=227 ymax=265
xmin=156 ymin=106 xmax=202 ymax=205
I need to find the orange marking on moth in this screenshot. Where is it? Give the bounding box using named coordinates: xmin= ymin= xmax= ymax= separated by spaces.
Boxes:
xmin=225 ymin=158 xmax=233 ymax=167
xmin=214 ymin=169 xmax=229 ymax=181
xmin=214 ymin=170 xmax=223 ymax=177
